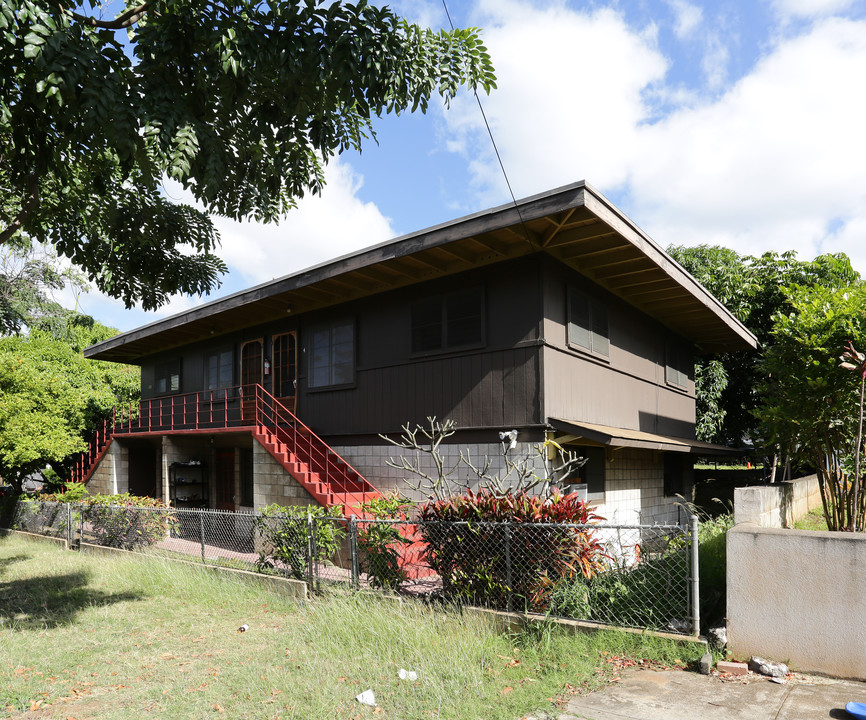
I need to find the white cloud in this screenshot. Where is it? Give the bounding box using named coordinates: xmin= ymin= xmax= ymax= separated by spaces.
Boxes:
xmin=770 ymin=0 xmax=860 ymax=19
xmin=213 ymin=160 xmax=394 ymax=286
xmin=438 ymin=3 xmax=866 ymax=275
xmin=441 ymin=2 xmax=668 ymax=205
xmin=667 ymin=0 xmax=703 ymax=38
xmin=628 ymin=17 xmax=866 ymax=264
xmin=77 ymin=159 xmax=395 ymax=332
xmin=701 ymin=33 xmax=730 ymax=89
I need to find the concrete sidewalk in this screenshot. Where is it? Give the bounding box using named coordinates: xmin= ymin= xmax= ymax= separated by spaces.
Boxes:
xmin=545 ymin=668 xmax=866 ymax=720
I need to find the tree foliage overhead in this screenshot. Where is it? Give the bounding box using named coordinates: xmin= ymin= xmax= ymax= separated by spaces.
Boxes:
xmin=1 ymin=0 xmax=496 ymax=309
xmin=667 ymin=245 xmax=860 ymax=445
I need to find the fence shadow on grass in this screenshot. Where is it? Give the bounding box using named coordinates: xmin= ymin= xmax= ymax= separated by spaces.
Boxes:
xmin=0 ymin=571 xmax=143 ymax=630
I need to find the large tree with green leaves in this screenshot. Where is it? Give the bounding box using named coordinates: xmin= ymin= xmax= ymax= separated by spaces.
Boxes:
xmin=1 ymin=0 xmax=496 ymax=309
xmin=0 ymin=318 xmax=139 ymax=491
xmin=758 ymin=284 xmax=866 ymax=530
xmin=667 ymin=246 xmax=860 ymax=447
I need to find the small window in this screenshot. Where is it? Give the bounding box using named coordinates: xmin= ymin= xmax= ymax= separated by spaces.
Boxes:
xmin=665 ymin=341 xmax=690 ymax=389
xmin=155 ymin=359 xmax=181 ymax=395
xmin=563 ymin=445 xmax=605 ymax=495
xmin=567 ymin=288 xmax=609 ymax=357
xmin=206 ymin=349 xmax=233 ymax=398
xmin=310 ymin=320 xmax=354 ymax=388
xmin=411 ymin=287 xmax=484 ymax=353
xmin=664 ymin=453 xmax=690 ymax=496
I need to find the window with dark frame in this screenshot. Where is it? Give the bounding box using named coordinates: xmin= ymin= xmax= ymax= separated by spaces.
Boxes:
xmin=411 ymin=287 xmax=484 ymax=354
xmin=309 ymin=320 xmax=354 ymax=388
xmin=567 ymin=288 xmax=609 ymax=358
xmin=665 ymin=341 xmax=690 ymax=389
xmin=205 ymin=349 xmax=233 ymax=398
xmin=663 ymin=452 xmax=688 ymax=496
xmin=273 ymin=332 xmax=297 ymax=399
xmin=155 ymin=359 xmax=181 ymax=395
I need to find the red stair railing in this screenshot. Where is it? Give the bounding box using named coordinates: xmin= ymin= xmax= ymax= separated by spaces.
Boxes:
xmin=68 ymin=385 xmax=375 ymax=509
xmin=252 ymin=385 xmax=377 ymax=506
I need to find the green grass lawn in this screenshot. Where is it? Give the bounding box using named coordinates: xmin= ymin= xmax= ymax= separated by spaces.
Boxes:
xmin=793 ymin=507 xmax=830 ymax=531
xmin=0 ymin=535 xmax=704 ymax=719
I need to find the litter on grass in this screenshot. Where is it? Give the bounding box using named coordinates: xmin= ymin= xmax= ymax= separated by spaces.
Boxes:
xmin=356 ymin=690 xmax=376 ymax=707
xmin=398 ymin=669 xmax=418 ymax=681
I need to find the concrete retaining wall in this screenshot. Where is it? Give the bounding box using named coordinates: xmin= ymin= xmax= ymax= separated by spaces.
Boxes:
xmin=727 ymin=524 xmax=866 ymax=679
xmin=733 ymin=474 xmax=821 ymax=528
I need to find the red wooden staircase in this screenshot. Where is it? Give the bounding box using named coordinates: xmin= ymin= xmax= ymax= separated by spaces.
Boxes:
xmin=68 ymin=384 xmax=379 ymax=517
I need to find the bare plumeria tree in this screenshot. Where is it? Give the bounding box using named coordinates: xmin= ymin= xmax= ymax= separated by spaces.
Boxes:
xmin=381 ymin=417 xmax=587 ymax=502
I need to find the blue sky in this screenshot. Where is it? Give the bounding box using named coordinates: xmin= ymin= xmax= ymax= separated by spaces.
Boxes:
xmin=75 ymin=0 xmax=866 ymax=331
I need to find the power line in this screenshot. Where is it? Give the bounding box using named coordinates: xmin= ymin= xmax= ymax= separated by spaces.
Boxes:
xmin=441 ymin=0 xmax=536 ymax=252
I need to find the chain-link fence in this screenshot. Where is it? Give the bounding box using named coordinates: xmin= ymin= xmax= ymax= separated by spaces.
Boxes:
xmin=2 ymin=499 xmax=699 ymax=635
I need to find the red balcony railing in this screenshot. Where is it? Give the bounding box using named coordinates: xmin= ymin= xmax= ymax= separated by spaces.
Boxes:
xmin=68 ymin=385 xmax=376 ymax=507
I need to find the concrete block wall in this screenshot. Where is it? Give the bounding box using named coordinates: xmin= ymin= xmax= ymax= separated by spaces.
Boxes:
xmin=733 ymin=474 xmax=821 ymax=528
xmin=252 ymin=442 xmax=317 ymax=510
xmin=330 ymin=441 xmax=538 ymax=500
xmin=86 ymin=441 xmax=127 ymax=495
xmin=727 ymin=524 xmax=866 ymax=679
xmin=596 ymin=448 xmax=686 ymax=525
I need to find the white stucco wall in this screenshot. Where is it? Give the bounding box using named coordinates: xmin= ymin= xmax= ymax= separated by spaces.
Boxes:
xmin=727 ymin=524 xmax=866 ymax=679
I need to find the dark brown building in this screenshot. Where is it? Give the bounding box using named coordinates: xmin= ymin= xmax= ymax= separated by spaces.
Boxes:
xmin=82 ymin=181 xmax=756 ymax=523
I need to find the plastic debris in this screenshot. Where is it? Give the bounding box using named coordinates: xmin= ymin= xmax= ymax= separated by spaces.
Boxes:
xmin=398 ymin=668 xmax=418 ymax=681
xmin=356 ymin=689 xmax=376 ymax=706
xmin=238 ymin=624 xmax=249 ymax=633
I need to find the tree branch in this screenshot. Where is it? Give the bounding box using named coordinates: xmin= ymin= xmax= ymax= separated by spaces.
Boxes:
xmin=0 ymin=177 xmax=40 ymax=245
xmin=62 ymin=2 xmax=150 ymax=30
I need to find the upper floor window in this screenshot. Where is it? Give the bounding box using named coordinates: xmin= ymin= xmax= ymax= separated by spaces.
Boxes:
xmin=411 ymin=287 xmax=484 ymax=354
xmin=206 ymin=349 xmax=233 ymax=398
xmin=310 ymin=320 xmax=354 ymax=388
xmin=155 ymin=359 xmax=181 ymax=395
xmin=665 ymin=341 xmax=690 ymax=389
xmin=567 ymin=288 xmax=609 ymax=358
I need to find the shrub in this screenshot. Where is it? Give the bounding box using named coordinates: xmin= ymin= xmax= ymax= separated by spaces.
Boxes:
xmin=418 ymin=489 xmax=607 ymax=610
xmin=254 ymin=504 xmax=344 ymax=580
xmin=80 ymin=494 xmax=175 ymax=549
xmin=356 ymin=494 xmax=413 ymax=590
xmin=547 ymin=543 xmax=689 ymax=630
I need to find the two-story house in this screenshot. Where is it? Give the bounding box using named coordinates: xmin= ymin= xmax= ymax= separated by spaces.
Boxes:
xmin=79 ymin=181 xmax=756 ymax=523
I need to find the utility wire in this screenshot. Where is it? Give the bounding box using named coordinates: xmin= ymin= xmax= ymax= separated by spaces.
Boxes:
xmin=441 ymin=0 xmax=536 ymax=252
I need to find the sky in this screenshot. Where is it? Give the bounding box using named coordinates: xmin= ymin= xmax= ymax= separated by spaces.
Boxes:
xmin=74 ymin=0 xmax=866 ymax=332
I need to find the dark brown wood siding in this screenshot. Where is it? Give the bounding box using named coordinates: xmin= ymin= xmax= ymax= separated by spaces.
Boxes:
xmin=138 ymin=257 xmax=545 ymax=435
xmin=540 ymin=256 xmax=696 ymax=437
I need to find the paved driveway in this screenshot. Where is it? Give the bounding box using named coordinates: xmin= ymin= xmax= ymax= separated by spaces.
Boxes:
xmin=533 ymin=668 xmax=866 ymax=720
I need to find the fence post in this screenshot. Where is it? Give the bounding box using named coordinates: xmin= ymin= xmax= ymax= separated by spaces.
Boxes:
xmin=349 ymin=515 xmax=360 ymax=591
xmin=505 ymin=523 xmax=513 ymax=613
xmin=306 ymin=512 xmax=315 ymax=591
xmin=690 ymin=513 xmax=701 ymax=636
xmin=66 ymin=503 xmax=72 ymax=547
xmin=199 ymin=511 xmax=206 ymax=564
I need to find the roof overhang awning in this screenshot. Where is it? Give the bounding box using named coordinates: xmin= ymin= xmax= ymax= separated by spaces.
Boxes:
xmin=548 ymin=418 xmax=743 ymax=456
xmin=85 ymin=181 xmax=758 ymax=364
